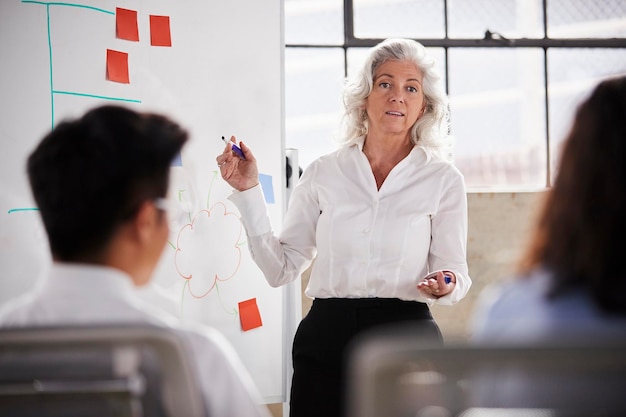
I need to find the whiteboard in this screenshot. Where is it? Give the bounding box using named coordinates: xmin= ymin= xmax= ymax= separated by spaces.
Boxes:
xmin=0 ymin=0 xmax=288 ymax=403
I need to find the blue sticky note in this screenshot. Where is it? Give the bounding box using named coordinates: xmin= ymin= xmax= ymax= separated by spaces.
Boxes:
xmin=259 ymin=173 xmax=275 ymax=204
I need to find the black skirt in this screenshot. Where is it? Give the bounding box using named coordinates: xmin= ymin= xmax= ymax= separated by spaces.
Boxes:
xmin=289 ymin=297 xmax=442 ymax=417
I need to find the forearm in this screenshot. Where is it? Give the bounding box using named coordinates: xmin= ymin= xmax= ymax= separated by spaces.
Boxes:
xmin=228 ymin=184 xmax=315 ymax=287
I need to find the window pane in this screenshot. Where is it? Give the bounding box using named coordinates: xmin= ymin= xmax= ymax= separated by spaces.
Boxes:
xmin=346 ymin=47 xmax=370 ymax=78
xmin=284 ymin=0 xmax=344 ymax=45
xmin=547 ymin=48 xmax=626 ymax=181
xmin=285 ymin=48 xmax=345 ymax=168
xmin=353 ymin=0 xmax=444 ymax=39
xmin=449 ymin=48 xmax=547 ymax=189
xmin=448 ymin=0 xmax=544 ymax=39
xmin=548 ymin=0 xmax=626 ymax=38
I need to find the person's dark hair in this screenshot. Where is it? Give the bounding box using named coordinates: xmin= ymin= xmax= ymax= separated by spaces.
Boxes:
xmin=519 ymin=75 xmax=626 ymax=313
xmin=27 ymin=105 xmax=188 ymax=261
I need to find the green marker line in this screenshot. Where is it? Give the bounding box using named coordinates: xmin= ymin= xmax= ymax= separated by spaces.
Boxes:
xmin=46 ymin=4 xmax=54 ymax=129
xmin=22 ymin=0 xmax=118 ymax=128
xmin=180 ymin=280 xmax=188 ymax=318
xmin=53 ymin=90 xmax=142 ymax=103
xmin=22 ymin=1 xmax=114 ymax=15
xmin=7 ymin=208 xmax=39 ymax=214
xmin=215 ymin=282 xmax=238 ymax=316
xmin=207 ymin=171 xmax=218 ymax=208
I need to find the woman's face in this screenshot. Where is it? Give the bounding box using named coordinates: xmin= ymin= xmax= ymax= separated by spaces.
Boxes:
xmin=364 ymin=59 xmax=426 ymax=139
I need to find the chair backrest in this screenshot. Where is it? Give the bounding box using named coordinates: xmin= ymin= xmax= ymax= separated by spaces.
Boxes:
xmin=347 ymin=324 xmax=626 ymax=417
xmin=0 ymin=324 xmax=207 ymax=417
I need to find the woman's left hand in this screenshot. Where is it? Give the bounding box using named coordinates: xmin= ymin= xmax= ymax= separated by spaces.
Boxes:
xmin=417 ymin=270 xmax=456 ymax=298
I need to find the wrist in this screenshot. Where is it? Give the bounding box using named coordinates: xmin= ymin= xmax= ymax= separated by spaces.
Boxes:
xmin=238 ymin=181 xmax=260 ymax=192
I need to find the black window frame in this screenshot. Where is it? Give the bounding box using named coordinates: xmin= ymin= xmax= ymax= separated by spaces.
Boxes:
xmin=285 ymin=0 xmax=626 ymax=187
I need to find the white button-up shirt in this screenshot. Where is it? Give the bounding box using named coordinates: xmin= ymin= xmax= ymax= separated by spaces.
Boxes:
xmin=0 ymin=263 xmax=270 ymax=417
xmin=230 ymin=140 xmax=471 ymax=305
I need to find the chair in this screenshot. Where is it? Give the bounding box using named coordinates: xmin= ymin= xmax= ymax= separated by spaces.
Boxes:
xmin=0 ymin=324 xmax=207 ymax=417
xmin=347 ymin=323 xmax=626 ymax=417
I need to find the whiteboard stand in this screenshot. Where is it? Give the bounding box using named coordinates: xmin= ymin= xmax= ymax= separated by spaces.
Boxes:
xmin=285 ymin=148 xmax=300 ymax=208
xmin=282 ymin=148 xmax=302 ymax=414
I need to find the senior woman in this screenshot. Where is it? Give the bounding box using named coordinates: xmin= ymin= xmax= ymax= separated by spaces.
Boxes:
xmin=217 ymin=38 xmax=471 ymax=417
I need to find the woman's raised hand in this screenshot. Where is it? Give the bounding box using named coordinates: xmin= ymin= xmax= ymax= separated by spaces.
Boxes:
xmin=216 ymin=136 xmax=259 ymax=191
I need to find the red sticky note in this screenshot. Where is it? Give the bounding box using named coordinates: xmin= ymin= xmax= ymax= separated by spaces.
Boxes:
xmin=106 ymin=49 xmax=129 ymax=83
xmin=116 ymin=8 xmax=139 ymax=41
xmin=150 ymin=15 xmax=172 ymax=47
xmin=238 ymin=298 xmax=263 ymax=332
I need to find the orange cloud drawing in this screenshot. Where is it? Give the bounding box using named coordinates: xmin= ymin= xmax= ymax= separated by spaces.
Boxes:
xmin=174 ymin=202 xmax=243 ymax=298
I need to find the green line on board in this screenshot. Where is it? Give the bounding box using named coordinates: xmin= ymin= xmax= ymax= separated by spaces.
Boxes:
xmin=8 ymin=208 xmax=39 ymax=214
xmin=207 ymin=171 xmax=218 ymax=208
xmin=22 ymin=0 xmax=117 ymax=128
xmin=177 ymin=189 xmax=192 ymax=223
xmin=53 ymin=90 xmax=142 ymax=103
xmin=180 ymin=280 xmax=188 ymax=318
xmin=22 ymin=1 xmax=114 ymax=15
xmin=46 ymin=4 xmax=54 ymax=129
xmin=215 ymin=282 xmax=238 ymax=316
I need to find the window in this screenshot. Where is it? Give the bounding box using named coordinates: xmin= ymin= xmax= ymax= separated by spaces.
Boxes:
xmin=284 ymin=0 xmax=626 ymax=189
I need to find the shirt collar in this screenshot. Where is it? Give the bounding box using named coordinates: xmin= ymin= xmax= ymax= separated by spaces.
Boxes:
xmin=45 ymin=262 xmax=136 ymax=295
xmin=353 ymin=135 xmax=429 ymax=165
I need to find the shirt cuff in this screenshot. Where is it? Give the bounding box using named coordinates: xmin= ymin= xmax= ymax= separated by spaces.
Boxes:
xmin=227 ymin=184 xmax=272 ymax=237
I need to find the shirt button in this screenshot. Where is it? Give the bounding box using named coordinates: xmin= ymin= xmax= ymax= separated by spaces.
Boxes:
xmin=363 ymin=227 xmax=370 ymax=233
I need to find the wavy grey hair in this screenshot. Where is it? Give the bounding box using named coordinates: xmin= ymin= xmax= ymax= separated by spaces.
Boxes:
xmin=338 ymin=38 xmax=451 ymax=159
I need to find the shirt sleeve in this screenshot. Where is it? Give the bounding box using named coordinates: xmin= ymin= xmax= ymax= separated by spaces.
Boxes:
xmin=227 ymin=164 xmax=320 ymax=287
xmin=428 ymin=167 xmax=472 ymax=306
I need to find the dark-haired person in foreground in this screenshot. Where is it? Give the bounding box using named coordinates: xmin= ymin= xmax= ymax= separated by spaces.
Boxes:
xmin=0 ymin=105 xmax=271 ymax=417
xmin=473 ymin=75 xmax=626 ymax=341
xmin=469 ymin=77 xmax=626 ymax=413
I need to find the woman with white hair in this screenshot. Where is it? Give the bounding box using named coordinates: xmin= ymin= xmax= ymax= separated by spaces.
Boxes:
xmin=217 ymin=38 xmax=471 ymax=417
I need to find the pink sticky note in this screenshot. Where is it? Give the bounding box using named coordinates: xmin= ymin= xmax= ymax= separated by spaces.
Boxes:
xmin=238 ymin=298 xmax=263 ymax=331
xmin=116 ymin=8 xmax=139 ymax=41
xmin=150 ymin=15 xmax=172 ymax=47
xmin=106 ymin=49 xmax=129 ymax=83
